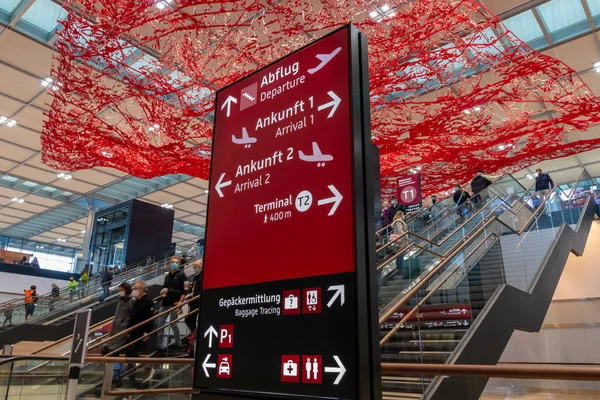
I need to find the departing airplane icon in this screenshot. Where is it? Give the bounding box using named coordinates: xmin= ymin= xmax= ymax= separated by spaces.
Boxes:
xmin=299 ymin=142 xmax=333 ymax=167
xmin=308 ymin=47 xmax=342 ymax=75
xmin=232 ymin=127 xmax=257 ymax=148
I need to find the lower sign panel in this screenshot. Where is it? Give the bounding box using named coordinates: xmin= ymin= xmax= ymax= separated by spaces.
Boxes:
xmin=195 ymin=273 xmax=357 ymax=399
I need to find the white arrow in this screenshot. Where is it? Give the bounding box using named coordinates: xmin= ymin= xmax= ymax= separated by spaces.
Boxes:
xmin=204 ymin=325 xmax=218 ymax=348
xmin=220 ymin=95 xmax=238 ymax=117
xmin=215 ymin=173 xmax=232 ymax=198
xmin=317 ymin=185 xmax=343 ymax=216
xmin=324 ymin=356 xmax=346 ymax=385
xmin=202 ymin=354 xmax=216 ymax=377
xmin=317 ymin=91 xmax=341 ymax=118
xmin=327 ymin=285 xmax=345 ymax=308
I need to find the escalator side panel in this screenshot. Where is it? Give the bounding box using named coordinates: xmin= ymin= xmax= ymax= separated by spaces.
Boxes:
xmin=424 ymin=198 xmax=597 ymax=400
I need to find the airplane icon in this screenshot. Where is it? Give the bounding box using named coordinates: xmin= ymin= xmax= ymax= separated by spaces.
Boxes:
xmin=308 ymin=47 xmax=342 ymax=75
xmin=232 ymin=127 xmax=257 ymax=148
xmin=299 ymin=142 xmax=333 ymax=167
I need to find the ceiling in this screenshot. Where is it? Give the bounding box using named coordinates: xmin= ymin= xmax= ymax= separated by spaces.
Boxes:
xmin=1 ymin=0 xmax=600 ymax=250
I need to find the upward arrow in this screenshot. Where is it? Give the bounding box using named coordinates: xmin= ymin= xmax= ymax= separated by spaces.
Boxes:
xmin=204 ymin=326 xmax=218 ymax=348
xmin=221 ymin=95 xmax=238 ymax=117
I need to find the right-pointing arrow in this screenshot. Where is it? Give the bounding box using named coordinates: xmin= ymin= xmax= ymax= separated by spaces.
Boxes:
xmin=204 ymin=325 xmax=218 ymax=348
xmin=324 ymin=356 xmax=346 ymax=385
xmin=215 ymin=173 xmax=232 ymax=198
xmin=317 ymin=185 xmax=343 ymax=216
xmin=327 ymin=285 xmax=345 ymax=308
xmin=317 ymin=91 xmax=341 ymax=118
xmin=202 ymin=354 xmax=216 ymax=378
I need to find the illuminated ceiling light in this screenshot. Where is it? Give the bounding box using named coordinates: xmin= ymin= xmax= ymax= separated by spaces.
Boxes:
xmin=416 ymin=166 xmax=422 ymax=170
xmin=153 ymin=123 xmax=160 ymax=129
xmin=388 ymin=11 xmax=396 ymax=17
xmin=41 ymin=77 xmax=54 ymax=87
xmin=0 ymin=116 xmax=17 ymax=127
xmin=463 ymin=109 xmax=471 ymax=114
xmin=57 ymin=172 xmax=73 ymax=180
xmin=11 ymin=197 xmax=24 ymax=203
xmin=473 ymin=106 xmax=482 ymax=112
xmin=161 ymin=203 xmax=174 ymax=209
xmin=381 ymin=4 xmax=390 ymax=12
xmin=204 ymin=189 xmax=209 ymax=193
xmin=369 ymin=10 xmax=378 ymax=18
xmin=56 ymin=238 xmax=67 ymax=243
xmin=101 ymin=151 xmax=113 ymax=158
xmin=526 ymin=174 xmax=534 ymax=180
xmin=594 ymin=61 xmax=600 ymax=73
xmin=80 ymin=230 xmax=86 ymax=234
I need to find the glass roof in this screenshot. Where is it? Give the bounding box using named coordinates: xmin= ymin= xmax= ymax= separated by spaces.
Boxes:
xmin=0 ymin=0 xmax=20 ymax=14
xmin=538 ymin=0 xmax=589 ymax=42
xmin=503 ymin=10 xmax=546 ymax=44
xmin=21 ymin=0 xmax=67 ymax=33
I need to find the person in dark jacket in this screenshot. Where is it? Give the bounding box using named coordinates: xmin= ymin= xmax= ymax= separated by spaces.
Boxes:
xmin=535 ymin=168 xmax=554 ymax=192
xmin=156 ymin=257 xmax=187 ymax=350
xmin=390 ymin=195 xmax=406 ymax=217
xmin=49 ymin=283 xmax=60 ymax=311
xmin=453 ymin=184 xmax=471 ymax=216
xmin=470 ymin=170 xmax=493 ymax=204
xmin=179 ymin=254 xmax=188 ymax=271
xmin=125 ymin=281 xmax=155 ymax=382
xmin=99 ymin=267 xmax=113 ymax=303
xmin=102 ymin=282 xmax=134 ymax=355
xmin=381 ymin=201 xmax=392 ymax=227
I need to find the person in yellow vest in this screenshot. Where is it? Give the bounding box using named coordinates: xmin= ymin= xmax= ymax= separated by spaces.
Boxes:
xmin=67 ymin=277 xmax=77 ymax=303
xmin=24 ymin=285 xmax=38 ymax=321
xmin=79 ymin=270 xmax=89 ymax=299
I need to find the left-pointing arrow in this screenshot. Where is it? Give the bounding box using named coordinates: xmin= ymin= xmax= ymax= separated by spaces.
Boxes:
xmin=324 ymin=356 xmax=346 ymax=385
xmin=317 ymin=185 xmax=343 ymax=216
xmin=215 ymin=173 xmax=232 ymax=198
xmin=317 ymin=91 xmax=341 ymax=118
xmin=204 ymin=325 xmax=218 ymax=348
xmin=202 ymin=354 xmax=216 ymax=378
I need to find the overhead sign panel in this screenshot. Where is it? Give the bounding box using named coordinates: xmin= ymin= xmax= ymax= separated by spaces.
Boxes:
xmin=195 ymin=25 xmax=380 ymax=400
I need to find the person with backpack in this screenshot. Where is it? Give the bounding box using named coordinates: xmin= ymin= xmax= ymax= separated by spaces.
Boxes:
xmin=453 ymin=184 xmax=472 ymax=217
xmin=24 ymin=285 xmax=38 ymax=321
xmin=470 ymin=170 xmax=493 ymax=205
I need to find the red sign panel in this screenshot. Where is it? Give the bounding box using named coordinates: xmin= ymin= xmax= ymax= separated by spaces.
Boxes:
xmin=397 ymin=174 xmax=423 ymax=213
xmin=203 ymin=28 xmax=355 ymax=290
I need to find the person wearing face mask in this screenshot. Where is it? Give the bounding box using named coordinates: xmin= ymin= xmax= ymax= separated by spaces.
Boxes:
xmin=156 ymin=257 xmax=187 ymax=350
xmin=102 ymin=282 xmax=134 ymax=355
xmin=390 ymin=196 xmax=406 ymax=220
xmin=125 ymin=281 xmax=155 ymax=382
xmin=453 ymin=184 xmax=472 ymax=217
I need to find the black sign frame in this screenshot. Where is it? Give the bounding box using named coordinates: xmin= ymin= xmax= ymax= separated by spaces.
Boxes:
xmin=193 ymin=24 xmax=381 ymax=400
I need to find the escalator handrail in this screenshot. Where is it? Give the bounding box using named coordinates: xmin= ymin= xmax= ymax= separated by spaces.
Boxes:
xmin=87 ymin=294 xmax=201 ymax=352
xmin=378 ymin=169 xmax=590 ymax=332
xmin=0 ymin=355 xmax=68 ymax=366
xmin=374 ymin=173 xmax=526 ymax=237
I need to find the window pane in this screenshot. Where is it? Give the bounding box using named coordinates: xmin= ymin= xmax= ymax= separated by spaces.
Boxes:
xmin=21 ymin=0 xmax=67 ymax=33
xmin=537 ymin=0 xmax=589 ymax=41
xmin=503 ymin=10 xmax=546 ymax=43
xmin=0 ymin=0 xmax=20 ymax=14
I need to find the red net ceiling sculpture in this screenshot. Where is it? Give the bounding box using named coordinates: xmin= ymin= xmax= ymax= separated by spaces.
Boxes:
xmin=42 ymin=0 xmax=600 ymax=196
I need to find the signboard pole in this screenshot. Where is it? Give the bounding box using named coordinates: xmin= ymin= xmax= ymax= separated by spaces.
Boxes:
xmin=66 ymin=309 xmax=91 ymax=400
xmin=195 ymin=24 xmax=379 ymax=400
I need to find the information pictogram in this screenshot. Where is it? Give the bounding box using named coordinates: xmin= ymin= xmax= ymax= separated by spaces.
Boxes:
xmin=281 ymin=355 xmax=300 ymax=383
xmin=282 ymin=290 xmax=300 ymax=315
xmin=303 ymin=288 xmax=322 ymax=314
xmin=217 ymin=354 xmax=232 ymax=379
xmin=302 ymin=355 xmax=322 ymax=384
xmin=219 ymin=325 xmax=234 ymax=348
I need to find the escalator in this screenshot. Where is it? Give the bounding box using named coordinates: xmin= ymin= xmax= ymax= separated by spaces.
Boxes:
xmin=379 ymin=170 xmax=599 ymax=400
xmin=0 ymin=245 xmax=198 ymax=347
xmin=377 ymin=174 xmax=536 ymax=311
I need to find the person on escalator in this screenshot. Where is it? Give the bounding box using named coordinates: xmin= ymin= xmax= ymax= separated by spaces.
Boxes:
xmin=156 ymin=257 xmax=186 ymax=351
xmin=535 ymin=168 xmax=554 ymax=214
xmin=381 ymin=201 xmax=392 ymax=229
xmin=99 ymin=267 xmax=113 ymax=303
xmin=390 ymin=196 xmax=406 ymax=219
xmin=125 ymin=281 xmax=155 ymax=383
xmin=49 ymin=283 xmax=60 ymax=311
xmin=67 ymin=277 xmax=77 ymax=303
xmin=102 ymin=282 xmax=134 ymax=355
xmin=391 ymin=211 xmax=409 ymax=278
xmin=453 ymin=184 xmax=471 ymax=217
xmin=470 ymin=170 xmax=493 ymax=205
xmin=179 ymin=254 xmax=188 ymax=271
xmin=24 ymin=285 xmax=38 ymax=321
xmin=184 ymin=260 xmax=203 ymax=357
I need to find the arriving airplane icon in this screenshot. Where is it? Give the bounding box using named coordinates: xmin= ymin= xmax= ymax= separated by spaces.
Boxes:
xmin=232 ymin=127 xmax=257 ymax=148
xmin=299 ymin=142 xmax=333 ymax=167
xmin=308 ymin=47 xmax=342 ymax=75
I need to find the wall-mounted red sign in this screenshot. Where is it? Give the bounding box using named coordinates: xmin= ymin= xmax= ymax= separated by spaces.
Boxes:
xmin=397 ymin=174 xmax=423 ymax=213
